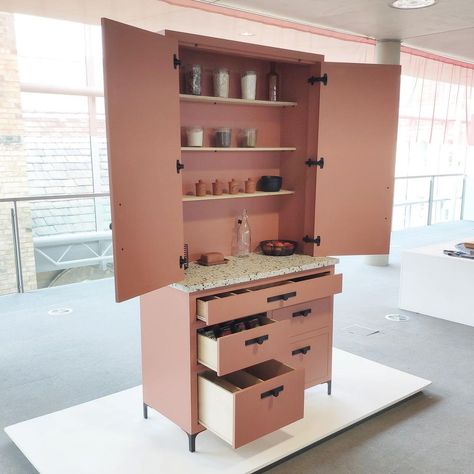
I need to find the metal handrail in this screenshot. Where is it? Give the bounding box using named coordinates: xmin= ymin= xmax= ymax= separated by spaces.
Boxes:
xmin=394 ymin=173 xmax=465 ymax=180
xmin=1 ymin=192 xmax=110 ymax=293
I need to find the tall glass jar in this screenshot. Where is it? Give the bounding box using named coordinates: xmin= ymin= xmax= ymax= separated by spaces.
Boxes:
xmin=213 ymin=68 xmax=230 ymax=98
xmin=234 ymin=209 xmax=251 ymax=257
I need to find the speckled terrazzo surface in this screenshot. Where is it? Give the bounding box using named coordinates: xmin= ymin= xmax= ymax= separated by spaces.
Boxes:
xmin=170 ymin=253 xmax=339 ymax=293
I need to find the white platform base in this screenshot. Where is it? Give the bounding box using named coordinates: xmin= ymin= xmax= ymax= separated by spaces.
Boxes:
xmin=399 ymin=238 xmax=474 ymax=326
xmin=5 ymin=349 xmax=430 ymax=474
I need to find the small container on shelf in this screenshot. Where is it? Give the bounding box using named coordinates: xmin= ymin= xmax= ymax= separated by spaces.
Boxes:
xmin=195 ymin=180 xmax=207 ymax=196
xmin=186 ymin=127 xmax=204 ymax=147
xmin=229 ymin=179 xmax=240 ymax=195
xmin=241 ymin=71 xmax=257 ymax=100
xmin=214 ymin=127 xmax=232 ymax=147
xmin=245 ymin=178 xmax=256 ymax=194
xmin=213 ymin=68 xmax=230 ymax=98
xmin=240 ymin=128 xmax=257 ymax=148
xmin=267 ymin=62 xmax=280 ymax=102
xmin=184 ymin=64 xmax=202 ymax=95
xmin=212 ymin=179 xmax=223 ymax=196
xmin=259 ymin=175 xmax=282 ymax=192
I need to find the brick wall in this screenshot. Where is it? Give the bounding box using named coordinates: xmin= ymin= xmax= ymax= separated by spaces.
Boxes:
xmin=0 ymin=12 xmax=37 ymax=294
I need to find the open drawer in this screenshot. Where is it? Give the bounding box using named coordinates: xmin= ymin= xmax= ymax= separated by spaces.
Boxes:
xmin=198 ymin=360 xmax=304 ymax=448
xmin=197 ymin=316 xmax=289 ymax=376
xmin=196 ymin=271 xmax=342 ymax=325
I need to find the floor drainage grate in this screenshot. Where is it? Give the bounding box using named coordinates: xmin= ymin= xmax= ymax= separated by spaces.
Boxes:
xmin=385 ymin=313 xmax=410 ymax=322
xmin=48 ymin=307 xmax=73 ymax=316
xmin=343 ymin=325 xmax=380 ymax=336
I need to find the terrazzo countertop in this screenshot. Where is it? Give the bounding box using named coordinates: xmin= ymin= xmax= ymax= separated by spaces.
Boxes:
xmin=170 ymin=253 xmax=339 ymax=293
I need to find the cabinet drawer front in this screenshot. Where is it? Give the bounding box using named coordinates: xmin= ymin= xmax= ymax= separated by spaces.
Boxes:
xmin=271 ymin=297 xmax=333 ymax=336
xmin=198 ymin=360 xmax=304 ymax=448
xmin=196 ymin=272 xmax=342 ymax=325
xmin=198 ymin=318 xmax=289 ymax=376
xmin=282 ymin=331 xmax=332 ymax=388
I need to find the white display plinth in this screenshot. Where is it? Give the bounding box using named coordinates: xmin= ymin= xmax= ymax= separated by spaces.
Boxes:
xmin=5 ymin=349 xmax=430 ymax=474
xmin=399 ymin=239 xmax=474 ymax=327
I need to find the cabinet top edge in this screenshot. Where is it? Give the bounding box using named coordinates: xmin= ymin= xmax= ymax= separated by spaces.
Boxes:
xmin=165 ymin=29 xmax=324 ymax=64
xmin=170 ymin=253 xmax=338 ymax=293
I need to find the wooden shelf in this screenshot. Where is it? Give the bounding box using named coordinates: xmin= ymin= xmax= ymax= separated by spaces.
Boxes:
xmin=182 ymin=190 xmax=294 ymax=202
xmin=180 ymin=94 xmax=297 ymax=107
xmin=181 ymin=147 xmax=296 ymax=152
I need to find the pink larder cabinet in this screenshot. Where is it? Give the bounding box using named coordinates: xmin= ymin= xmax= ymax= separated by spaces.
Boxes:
xmin=102 ymin=19 xmax=185 ymax=302
xmin=305 ymin=62 xmax=401 ymax=257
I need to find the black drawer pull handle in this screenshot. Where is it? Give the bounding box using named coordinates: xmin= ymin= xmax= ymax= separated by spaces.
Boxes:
xmin=292 ymin=308 xmax=312 ymax=318
xmin=267 ymin=291 xmax=297 ymax=303
xmin=261 ymin=385 xmax=284 ymax=399
xmin=245 ymin=335 xmax=269 ymax=346
xmin=292 ymin=345 xmax=311 ymax=356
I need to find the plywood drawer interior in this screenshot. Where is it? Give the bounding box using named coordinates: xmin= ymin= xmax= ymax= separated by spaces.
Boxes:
xmin=197 ymin=315 xmax=289 ymax=376
xmin=196 ymin=271 xmax=342 ymax=325
xmin=198 ymin=360 xmax=304 ymax=448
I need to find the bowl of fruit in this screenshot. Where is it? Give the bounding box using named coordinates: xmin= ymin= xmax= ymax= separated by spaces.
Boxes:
xmin=260 ymin=240 xmax=298 ymax=256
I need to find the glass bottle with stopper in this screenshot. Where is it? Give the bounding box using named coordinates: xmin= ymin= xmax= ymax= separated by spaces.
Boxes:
xmin=232 ymin=209 xmax=251 ymax=257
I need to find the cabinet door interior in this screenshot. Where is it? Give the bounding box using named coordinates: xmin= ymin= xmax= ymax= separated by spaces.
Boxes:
xmin=102 ymin=19 xmax=184 ymax=302
xmin=308 ymin=62 xmax=400 ymax=257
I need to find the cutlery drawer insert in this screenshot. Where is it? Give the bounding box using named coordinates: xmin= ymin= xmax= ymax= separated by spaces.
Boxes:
xmin=196 ymin=271 xmax=342 ymax=325
xmin=197 ymin=315 xmax=289 ymax=376
xmin=198 ymin=360 xmax=304 ymax=448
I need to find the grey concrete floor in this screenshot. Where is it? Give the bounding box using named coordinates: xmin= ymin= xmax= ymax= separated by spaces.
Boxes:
xmin=1 ymin=221 xmax=474 ymax=474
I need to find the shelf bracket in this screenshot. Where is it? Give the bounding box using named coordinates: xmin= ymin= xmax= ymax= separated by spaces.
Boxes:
xmin=307 ymin=73 xmax=328 ymax=86
xmin=176 ymin=160 xmax=184 ymax=174
xmin=305 ymin=157 xmax=324 ymax=169
xmin=173 ymin=54 xmax=181 ymax=69
xmin=303 ymin=235 xmax=321 ymax=246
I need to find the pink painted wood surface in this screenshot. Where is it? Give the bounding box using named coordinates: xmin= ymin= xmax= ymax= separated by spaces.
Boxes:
xmin=310 ymin=62 xmax=401 ymax=256
xmin=233 ymin=362 xmax=304 ymax=448
xmin=197 ymin=273 xmax=342 ymax=325
xmin=102 ymin=19 xmax=184 ymax=302
xmin=282 ymin=329 xmax=332 ymax=388
xmin=215 ymin=319 xmax=289 ymax=376
xmin=168 ymin=30 xmax=324 ymax=64
xmin=140 ymin=286 xmax=204 ymax=435
xmin=271 ymin=296 xmax=333 ymax=337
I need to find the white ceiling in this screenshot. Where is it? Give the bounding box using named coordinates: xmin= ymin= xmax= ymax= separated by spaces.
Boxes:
xmin=201 ymin=0 xmax=474 ymax=62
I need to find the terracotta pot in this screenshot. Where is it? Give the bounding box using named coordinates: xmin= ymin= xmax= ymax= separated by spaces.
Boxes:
xmin=212 ymin=180 xmax=223 ymax=195
xmin=245 ymin=178 xmax=256 ymax=193
xmin=195 ymin=180 xmax=207 ymax=196
xmin=229 ymin=179 xmax=240 ymax=195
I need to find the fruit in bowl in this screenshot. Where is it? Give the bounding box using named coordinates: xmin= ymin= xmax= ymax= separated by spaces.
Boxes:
xmin=260 ymin=240 xmax=297 ymax=256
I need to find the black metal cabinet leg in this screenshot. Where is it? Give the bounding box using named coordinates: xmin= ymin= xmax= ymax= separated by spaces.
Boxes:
xmin=327 ymin=380 xmax=332 ymax=395
xmin=187 ymin=432 xmax=198 ymax=452
xmin=143 ymin=402 xmax=148 ymax=419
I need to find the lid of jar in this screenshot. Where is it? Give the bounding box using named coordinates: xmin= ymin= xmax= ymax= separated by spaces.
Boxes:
xmin=215 ymin=127 xmax=231 ymax=132
xmin=242 ymin=70 xmax=257 ymax=76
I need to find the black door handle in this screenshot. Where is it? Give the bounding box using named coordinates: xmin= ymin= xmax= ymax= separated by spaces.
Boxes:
xmin=267 ymin=291 xmax=296 ymax=303
xmin=245 ymin=335 xmax=269 ymax=346
xmin=261 ymin=385 xmax=284 ymax=399
xmin=292 ymin=345 xmax=311 ymax=356
xmin=292 ymin=308 xmax=311 ymax=318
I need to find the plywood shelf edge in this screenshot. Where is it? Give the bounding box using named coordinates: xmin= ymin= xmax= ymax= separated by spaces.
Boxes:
xmin=182 ymin=190 xmax=294 ymax=202
xmin=180 ymin=94 xmax=297 ymax=107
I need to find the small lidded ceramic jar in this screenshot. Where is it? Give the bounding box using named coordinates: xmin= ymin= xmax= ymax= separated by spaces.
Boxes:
xmin=195 ymin=180 xmax=207 ymax=196
xmin=229 ymin=179 xmax=240 ymax=195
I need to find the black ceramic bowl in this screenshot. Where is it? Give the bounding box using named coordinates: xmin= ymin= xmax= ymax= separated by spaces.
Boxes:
xmin=260 ymin=240 xmax=297 ymax=256
xmin=259 ymin=175 xmax=282 ymax=192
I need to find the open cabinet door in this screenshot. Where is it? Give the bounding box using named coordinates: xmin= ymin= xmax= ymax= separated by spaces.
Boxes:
xmin=308 ymin=62 xmax=400 ymax=257
xmin=102 ymin=19 xmax=184 ymax=302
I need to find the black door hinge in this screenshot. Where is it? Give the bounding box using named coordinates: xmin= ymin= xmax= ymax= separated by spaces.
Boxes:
xmin=305 ymin=157 xmax=324 ymax=168
xmin=307 ymin=73 xmax=328 ymax=86
xmin=173 ymin=54 xmax=181 ymax=69
xmin=176 ymin=160 xmax=184 ymax=173
xmin=303 ymin=235 xmax=321 ymax=246
xmin=179 ymin=255 xmax=188 ymax=269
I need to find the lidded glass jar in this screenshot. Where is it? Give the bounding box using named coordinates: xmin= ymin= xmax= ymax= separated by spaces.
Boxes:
xmin=213 ymin=68 xmax=230 ymax=98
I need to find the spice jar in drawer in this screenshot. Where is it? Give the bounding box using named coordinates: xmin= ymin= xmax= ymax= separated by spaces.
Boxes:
xmin=271 ymin=297 xmax=333 ymax=337
xmin=198 ymin=360 xmax=304 ymax=448
xmin=197 ymin=314 xmax=289 ymax=376
xmin=196 ymin=271 xmax=343 ymax=325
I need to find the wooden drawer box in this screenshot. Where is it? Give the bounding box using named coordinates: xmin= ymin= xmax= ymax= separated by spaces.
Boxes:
xmin=198 ymin=317 xmax=289 ymax=376
xmin=196 ymin=272 xmax=342 ymax=325
xmin=271 ymin=297 xmax=333 ymax=337
xmin=198 ymin=360 xmax=304 ymax=448
xmin=281 ymin=330 xmax=332 ymax=388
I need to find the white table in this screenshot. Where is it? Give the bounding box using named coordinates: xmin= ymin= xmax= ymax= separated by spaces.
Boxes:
xmin=399 ymin=239 xmax=474 ymax=327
